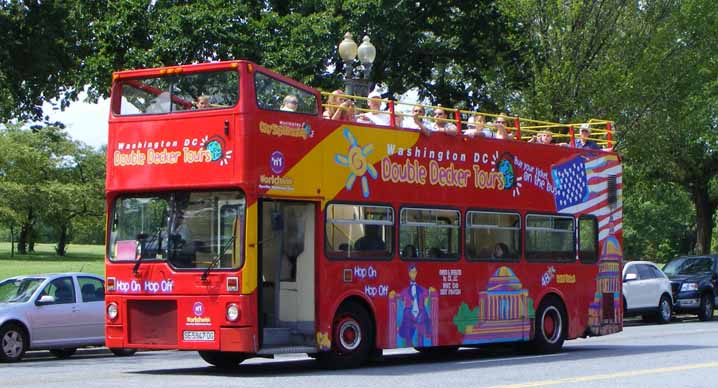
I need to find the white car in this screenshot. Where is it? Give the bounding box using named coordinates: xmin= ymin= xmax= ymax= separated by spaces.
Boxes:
xmin=0 ymin=273 xmax=136 ymax=362
xmin=622 ymin=261 xmax=673 ymax=324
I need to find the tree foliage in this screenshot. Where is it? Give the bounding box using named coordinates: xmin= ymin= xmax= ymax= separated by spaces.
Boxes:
xmin=0 ymin=125 xmax=105 ymax=255
xmin=2 ymin=0 xmax=717 ymax=258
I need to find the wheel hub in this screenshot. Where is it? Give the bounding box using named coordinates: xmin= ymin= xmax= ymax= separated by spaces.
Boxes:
xmin=338 ymin=319 xmax=362 ymax=352
xmin=2 ymin=330 xmax=23 ymax=358
xmin=541 ymin=306 xmax=562 ymax=344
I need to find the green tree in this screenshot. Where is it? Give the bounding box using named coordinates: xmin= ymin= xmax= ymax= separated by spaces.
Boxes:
xmin=0 ymin=1 xmax=101 ymax=121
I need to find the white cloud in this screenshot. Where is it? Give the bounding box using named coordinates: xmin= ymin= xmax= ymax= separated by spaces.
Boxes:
xmin=44 ymin=93 xmax=109 ymax=149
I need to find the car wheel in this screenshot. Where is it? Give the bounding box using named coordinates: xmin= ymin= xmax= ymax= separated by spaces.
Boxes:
xmin=656 ymin=295 xmax=672 ymax=324
xmin=0 ymin=323 xmax=27 ymax=363
xmin=530 ymin=297 xmax=567 ymax=354
xmin=198 ymin=351 xmax=246 ymax=369
xmin=698 ymin=294 xmax=714 ymax=321
xmin=110 ymin=348 xmax=137 ymax=357
xmin=318 ymin=301 xmax=373 ymax=369
xmin=50 ymin=348 xmax=77 ymax=359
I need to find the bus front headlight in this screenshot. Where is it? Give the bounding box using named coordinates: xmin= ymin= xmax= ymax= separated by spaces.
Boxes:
xmin=107 ymin=302 xmax=119 ymax=321
xmin=226 ymin=303 xmax=240 ymax=322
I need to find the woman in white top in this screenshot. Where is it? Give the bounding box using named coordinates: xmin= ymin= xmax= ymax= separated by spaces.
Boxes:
xmin=431 ymin=107 xmax=458 ymax=136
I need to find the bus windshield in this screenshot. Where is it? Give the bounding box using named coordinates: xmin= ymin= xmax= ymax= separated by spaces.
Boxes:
xmin=109 ymin=191 xmax=245 ymax=270
xmin=115 ymin=69 xmax=239 ymax=115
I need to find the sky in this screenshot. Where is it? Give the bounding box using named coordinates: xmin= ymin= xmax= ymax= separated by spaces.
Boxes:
xmin=44 ymin=93 xmax=110 ymax=149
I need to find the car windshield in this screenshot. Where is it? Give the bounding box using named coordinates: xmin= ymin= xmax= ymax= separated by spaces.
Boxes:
xmin=663 ymin=257 xmax=713 ymax=276
xmin=0 ymin=278 xmax=44 ymax=303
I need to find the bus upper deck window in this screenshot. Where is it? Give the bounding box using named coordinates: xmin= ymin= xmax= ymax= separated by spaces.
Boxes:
xmin=115 ymin=70 xmax=239 ymax=115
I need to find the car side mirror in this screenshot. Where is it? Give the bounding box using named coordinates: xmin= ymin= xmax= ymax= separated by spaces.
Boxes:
xmin=35 ymin=295 xmax=56 ymax=305
xmin=624 ymin=273 xmax=638 ymax=282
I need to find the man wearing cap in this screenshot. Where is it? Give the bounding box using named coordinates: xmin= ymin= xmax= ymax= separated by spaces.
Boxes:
xmin=574 ymin=124 xmax=601 ymax=149
xmin=357 ymin=91 xmax=391 ymax=126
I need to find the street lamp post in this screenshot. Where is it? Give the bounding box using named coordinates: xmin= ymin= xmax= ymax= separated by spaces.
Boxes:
xmin=338 ymin=32 xmax=376 ymax=97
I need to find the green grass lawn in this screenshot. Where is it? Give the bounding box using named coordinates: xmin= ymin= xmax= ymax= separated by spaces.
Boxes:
xmin=0 ymin=242 xmax=105 ymax=280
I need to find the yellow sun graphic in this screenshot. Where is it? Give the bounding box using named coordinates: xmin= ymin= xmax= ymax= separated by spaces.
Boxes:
xmin=334 ymin=128 xmax=377 ymax=198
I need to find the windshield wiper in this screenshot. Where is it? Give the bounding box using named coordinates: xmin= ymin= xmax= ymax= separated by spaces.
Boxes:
xmin=201 ymin=236 xmax=235 ymax=281
xmin=133 ymin=228 xmax=163 ymax=274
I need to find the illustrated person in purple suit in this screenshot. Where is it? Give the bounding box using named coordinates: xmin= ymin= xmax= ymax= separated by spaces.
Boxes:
xmin=398 ymin=264 xmax=432 ymax=346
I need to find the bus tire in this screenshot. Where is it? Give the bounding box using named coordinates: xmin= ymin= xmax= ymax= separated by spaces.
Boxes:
xmin=198 ymin=350 xmax=246 ymax=369
xmin=530 ymin=296 xmax=567 ymax=354
xmin=110 ymin=348 xmax=137 ymax=357
xmin=318 ymin=301 xmax=373 ymax=369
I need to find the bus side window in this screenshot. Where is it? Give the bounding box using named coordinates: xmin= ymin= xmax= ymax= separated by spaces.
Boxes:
xmin=254 ymin=72 xmax=318 ymax=115
xmin=400 ymin=208 xmax=460 ymax=261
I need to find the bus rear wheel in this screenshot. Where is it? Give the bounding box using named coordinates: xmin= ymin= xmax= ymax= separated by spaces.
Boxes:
xmin=198 ymin=351 xmax=246 ymax=369
xmin=318 ymin=301 xmax=373 ymax=369
xmin=530 ymin=297 xmax=567 ymax=354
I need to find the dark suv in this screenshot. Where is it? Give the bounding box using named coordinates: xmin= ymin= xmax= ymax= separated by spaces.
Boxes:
xmin=662 ymin=256 xmax=718 ymax=321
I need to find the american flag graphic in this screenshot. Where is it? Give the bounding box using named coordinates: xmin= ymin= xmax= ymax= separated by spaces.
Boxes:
xmin=552 ymin=153 xmax=623 ymax=240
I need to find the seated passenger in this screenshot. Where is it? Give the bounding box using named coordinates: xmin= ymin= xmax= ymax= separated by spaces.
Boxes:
xmin=529 ymin=130 xmax=554 ymax=144
xmin=280 ymin=95 xmax=299 ymax=112
xmin=431 ymin=107 xmax=458 ymax=136
xmin=428 ymin=247 xmax=442 ymax=258
xmin=402 ymin=244 xmax=417 ymax=258
xmin=492 ymin=242 xmax=510 ymax=259
xmin=402 ymin=105 xmax=432 ymax=136
xmin=357 ymin=91 xmax=391 ymax=126
xmin=196 ymin=95 xmax=210 ymax=109
xmin=464 ymin=114 xmax=493 ymax=138
xmin=323 ymin=89 xmax=355 ymax=121
xmin=354 ymin=225 xmax=386 ymax=251
xmin=574 ymin=124 xmax=601 ymax=149
xmin=492 ymin=114 xmax=511 ymax=139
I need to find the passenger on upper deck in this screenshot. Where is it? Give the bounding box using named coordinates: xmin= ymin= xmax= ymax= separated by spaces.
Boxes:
xmin=529 ymin=130 xmax=554 ymax=145
xmin=574 ymin=124 xmax=601 ymax=149
xmin=196 ymin=95 xmax=210 ymax=109
xmin=431 ymin=106 xmax=458 ymax=136
xmin=465 ymin=114 xmax=493 ymax=138
xmin=492 ymin=115 xmax=511 ymax=140
xmin=402 ymin=105 xmax=432 ymax=136
xmin=357 ymin=91 xmax=390 ymax=126
xmin=323 ymin=89 xmax=355 ymax=121
xmin=280 ymin=95 xmax=298 ymax=112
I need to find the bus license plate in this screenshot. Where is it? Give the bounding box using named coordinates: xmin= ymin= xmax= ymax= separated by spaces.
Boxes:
xmin=183 ymin=330 xmax=215 ymax=341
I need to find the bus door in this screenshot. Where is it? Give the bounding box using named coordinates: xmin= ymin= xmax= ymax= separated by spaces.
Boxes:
xmin=258 ymin=200 xmax=316 ymax=348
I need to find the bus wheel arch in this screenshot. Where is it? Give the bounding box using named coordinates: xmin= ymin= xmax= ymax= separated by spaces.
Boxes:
xmin=319 ymin=297 xmax=376 ymax=369
xmin=531 ymin=293 xmax=568 ymax=354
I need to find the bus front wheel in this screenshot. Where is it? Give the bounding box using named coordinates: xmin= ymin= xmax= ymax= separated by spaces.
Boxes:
xmin=318 ymin=301 xmax=373 ymax=369
xmin=530 ymin=297 xmax=567 ymax=354
xmin=198 ymin=350 xmax=246 ymax=369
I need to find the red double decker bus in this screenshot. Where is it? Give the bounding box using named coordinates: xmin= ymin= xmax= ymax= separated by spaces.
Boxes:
xmin=104 ymin=60 xmax=623 ymax=369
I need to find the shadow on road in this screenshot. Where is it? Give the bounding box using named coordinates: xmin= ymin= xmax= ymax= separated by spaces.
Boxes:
xmin=128 ymin=341 xmax=714 ymax=378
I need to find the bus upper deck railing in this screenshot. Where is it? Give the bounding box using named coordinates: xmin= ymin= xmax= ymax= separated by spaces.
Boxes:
xmin=320 ymin=91 xmax=614 ymax=150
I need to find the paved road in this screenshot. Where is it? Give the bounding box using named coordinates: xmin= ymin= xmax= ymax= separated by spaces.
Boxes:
xmin=7 ymin=318 xmax=718 ymax=388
